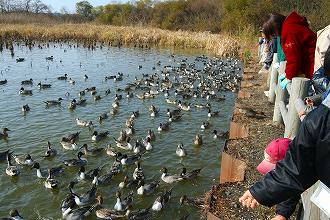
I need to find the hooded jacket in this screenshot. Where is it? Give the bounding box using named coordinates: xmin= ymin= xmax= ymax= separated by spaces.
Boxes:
xmin=249 ymin=92 xmax=330 ymax=207
xmin=314 ymin=25 xmax=330 ymax=72
xmin=281 ymin=12 xmax=317 ymax=80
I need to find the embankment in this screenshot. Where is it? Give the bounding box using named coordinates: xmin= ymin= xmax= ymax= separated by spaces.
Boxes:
xmin=205 ymin=57 xmax=285 ymax=219
xmin=0 ymin=23 xmax=240 ymax=57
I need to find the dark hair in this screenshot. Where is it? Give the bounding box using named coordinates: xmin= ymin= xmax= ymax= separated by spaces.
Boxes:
xmin=262 ymin=13 xmax=286 ymax=39
xmin=324 ymin=45 xmax=330 ymax=76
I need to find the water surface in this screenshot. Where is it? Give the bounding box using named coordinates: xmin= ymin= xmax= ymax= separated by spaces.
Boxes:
xmin=0 ymin=43 xmax=240 ymax=219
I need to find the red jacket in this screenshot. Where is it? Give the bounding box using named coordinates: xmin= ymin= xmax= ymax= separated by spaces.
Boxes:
xmin=281 ymin=12 xmax=317 ymax=80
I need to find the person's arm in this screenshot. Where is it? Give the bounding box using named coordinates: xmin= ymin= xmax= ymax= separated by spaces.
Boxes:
xmin=282 ymin=33 xmax=302 ymax=80
xmin=248 ymin=109 xmax=320 ymax=206
xmin=275 ymin=195 xmax=301 ymax=219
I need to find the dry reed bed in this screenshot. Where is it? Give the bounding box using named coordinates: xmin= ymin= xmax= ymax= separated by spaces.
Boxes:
xmin=0 ymin=24 xmax=240 ymax=57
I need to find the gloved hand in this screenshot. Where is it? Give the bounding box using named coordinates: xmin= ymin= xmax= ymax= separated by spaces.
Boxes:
xmin=273 ymin=62 xmax=280 ymax=70
xmin=278 ymin=73 xmax=285 ymax=82
xmin=280 ymin=78 xmax=291 ymax=90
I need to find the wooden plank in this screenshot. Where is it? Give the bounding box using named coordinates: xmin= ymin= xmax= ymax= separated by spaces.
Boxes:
xmin=220 ymin=152 xmax=247 ymax=183
xmin=229 ymin=122 xmax=249 ymax=139
xmin=279 ymin=101 xmax=288 ymax=126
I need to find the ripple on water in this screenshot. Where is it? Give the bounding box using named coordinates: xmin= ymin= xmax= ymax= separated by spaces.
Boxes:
xmin=0 ymin=43 xmax=241 ymax=219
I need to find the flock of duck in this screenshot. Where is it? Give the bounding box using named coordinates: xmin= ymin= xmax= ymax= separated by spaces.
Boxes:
xmin=0 ymin=49 xmax=242 ymax=219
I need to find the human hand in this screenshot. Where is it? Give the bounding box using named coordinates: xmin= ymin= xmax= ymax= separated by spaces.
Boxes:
xmin=280 ymin=78 xmax=291 ymax=90
xmin=304 ymin=98 xmax=314 ymax=106
xmin=271 ymin=214 xmax=287 ymax=220
xmin=278 ymin=73 xmax=285 ymax=82
xmin=239 ymin=190 xmax=260 ymax=209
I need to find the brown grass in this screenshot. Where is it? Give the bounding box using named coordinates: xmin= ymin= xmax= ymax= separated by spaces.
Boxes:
xmin=0 ymin=23 xmax=240 ymax=57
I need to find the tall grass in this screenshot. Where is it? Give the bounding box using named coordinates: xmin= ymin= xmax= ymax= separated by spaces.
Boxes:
xmin=0 ymin=23 xmax=240 ymax=57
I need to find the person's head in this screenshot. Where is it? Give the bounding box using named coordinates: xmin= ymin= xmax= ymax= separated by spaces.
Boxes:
xmin=324 ymin=45 xmax=330 ymax=77
xmin=262 ymin=13 xmax=286 ymax=40
xmin=257 ymin=138 xmax=291 ymax=175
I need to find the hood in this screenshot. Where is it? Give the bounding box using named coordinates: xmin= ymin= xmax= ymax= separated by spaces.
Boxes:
xmin=284 ymin=11 xmax=309 ymax=27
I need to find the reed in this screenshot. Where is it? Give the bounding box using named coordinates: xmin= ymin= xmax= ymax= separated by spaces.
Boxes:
xmin=0 ymin=23 xmax=240 ymax=57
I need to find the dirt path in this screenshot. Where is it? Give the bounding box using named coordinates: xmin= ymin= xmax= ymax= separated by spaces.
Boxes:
xmin=204 ymin=57 xmax=285 ymax=219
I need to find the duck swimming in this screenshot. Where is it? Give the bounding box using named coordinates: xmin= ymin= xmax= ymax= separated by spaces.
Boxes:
xmin=176 ymin=143 xmax=187 ymax=157
xmin=160 ymin=167 xmax=183 ymax=184
xmin=32 ymin=162 xmax=64 ymax=178
xmin=57 ymin=74 xmax=68 ymax=80
xmin=80 ymin=144 xmax=104 ymax=156
xmin=152 ymin=188 xmax=172 ymax=211
xmin=19 ymin=87 xmax=32 ymax=95
xmin=114 ymin=137 xmax=132 ymax=150
xmin=201 ymin=121 xmax=210 ymax=130
xmin=44 ymin=141 xmax=57 ymax=158
xmin=0 ymin=128 xmax=10 ymax=139
xmin=38 ymin=82 xmax=51 ymax=89
xmin=21 ymin=78 xmax=33 ymax=85
xmin=13 ymin=154 xmax=33 ymax=166
xmin=158 ymin=122 xmax=171 ymax=132
xmin=76 ymin=118 xmax=93 ymax=127
xmin=92 ymin=131 xmax=109 ymax=142
xmin=69 ymin=182 xmax=97 ymax=206
xmin=63 ymin=152 xmax=87 ymax=167
xmin=133 ymin=161 xmax=145 ymax=181
xmin=137 ymin=179 xmax=160 ymax=195
xmin=120 ymin=153 xmax=141 ymax=166
xmin=62 ymin=195 xmax=101 ymax=220
xmin=180 ymin=167 xmax=202 ymax=180
xmin=0 ymin=79 xmax=7 ymax=85
xmin=114 ymin=191 xmax=133 ymax=211
xmin=1 ymin=209 xmax=24 ymax=220
xmin=194 ymin=134 xmax=203 ymax=146
xmin=21 ymin=104 xmax=30 ymax=113
xmin=118 ymin=175 xmax=138 ymax=189
xmin=6 ymin=153 xmax=19 ymax=177
xmin=44 ymin=169 xmax=58 ymax=189
xmin=44 ymin=98 xmax=63 ymax=106
xmin=95 ymin=198 xmax=126 ymax=219
xmin=179 ymin=195 xmax=206 ymax=209
xmin=60 ymin=139 xmax=78 ymax=151
xmin=0 ymin=149 xmax=13 ymax=161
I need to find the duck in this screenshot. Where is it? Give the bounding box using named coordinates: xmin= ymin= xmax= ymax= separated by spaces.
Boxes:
xmin=63 ymin=131 xmax=80 ymax=143
xmin=125 ymin=125 xmax=135 ymax=136
xmin=160 ymin=167 xmax=183 ymax=184
xmin=168 ymin=113 xmax=182 ymax=122
xmin=130 ymin=111 xmax=139 ymax=118
xmin=142 ymin=137 xmax=153 ymax=150
xmin=6 ymin=153 xmax=19 ymax=176
xmin=0 ymin=128 xmax=10 ymax=139
xmin=32 ymin=162 xmax=64 ymax=178
xmin=0 ymin=79 xmax=7 ymax=85
xmin=137 ymin=179 xmax=160 ymax=195
xmin=38 ymin=82 xmax=51 ymax=89
xmin=112 ymin=101 xmax=119 ymax=109
xmin=95 ymin=199 xmax=126 ymax=219
xmin=149 ymin=105 xmax=159 ymax=117
xmin=179 ymin=195 xmax=206 ymax=209
xmin=152 ymin=188 xmax=172 ymax=211
xmin=80 ymin=144 xmax=104 ymax=156
xmin=105 ymin=89 xmax=111 ymax=95
xmin=44 ymin=141 xmax=57 ymax=157
xmin=133 ymin=140 xmax=146 ymax=154
xmin=115 ymin=94 xmax=123 ymax=101
xmin=0 ymin=149 xmax=13 ymax=161
xmin=94 ymin=95 xmax=101 ymax=101
xmin=133 ymin=161 xmax=145 ymax=180
xmin=78 ymin=90 xmax=85 ymax=97
xmin=180 ymin=167 xmax=202 ymax=180
xmin=69 ymin=182 xmax=97 ymax=206
xmin=21 ymin=104 xmax=30 ymax=113
xmin=44 ymin=169 xmax=59 ymax=189
xmin=120 ymin=153 xmax=141 ymax=166
xmin=74 ymin=99 xmax=86 ymax=106
xmin=60 ymin=139 xmax=79 ymax=150
xmin=146 ymin=130 xmax=156 ymax=141
xmin=201 ymin=121 xmax=210 ymax=130
xmin=125 ymin=205 xmax=152 ymax=220
xmin=44 ymin=98 xmax=63 ymax=106
xmin=110 ymin=107 xmax=118 ymax=115
xmin=98 ymin=113 xmax=108 ymax=122
xmin=19 ymin=87 xmax=32 ymax=95
xmin=114 ymin=137 xmax=132 ymax=150
xmin=158 ymin=122 xmax=171 ymax=132
xmin=165 ymin=98 xmax=177 ymax=104
xmin=92 ymin=131 xmax=109 ymax=142
xmin=76 ymin=118 xmax=93 ymax=127
xmin=167 ymin=108 xmax=181 ymax=117
xmin=117 ymin=130 xmax=128 ymax=142
xmin=118 ymin=175 xmax=138 ymax=189
xmin=1 ymin=209 xmax=24 ymax=220
xmin=213 ymin=130 xmax=228 ymax=139
xmin=110 ymin=158 xmax=123 ymax=175
xmin=63 ymin=152 xmax=87 ymax=167
xmin=84 ymin=74 xmax=88 ymax=80
xmin=114 ymin=191 xmax=134 ymax=211
xmin=13 ymin=154 xmax=33 ymax=166
xmin=62 ymin=196 xmax=101 ymax=220
xmin=126 ymin=91 xmax=133 ymax=98
xmin=68 ymin=78 xmax=75 ymax=84
xmin=85 ymin=86 xmax=96 ymax=92
xmin=57 ymin=74 xmax=68 ymax=80
xmin=21 ymin=78 xmax=33 ymax=85
xmin=92 ymin=169 xmax=113 ymax=186
xmin=208 ymin=109 xmax=220 ymax=117
xmin=16 ymin=57 xmax=25 ymax=62
xmin=180 ymin=103 xmax=191 ymax=111
xmin=46 ymin=56 xmax=54 ymax=61
xmin=176 ymin=143 xmax=187 ymax=157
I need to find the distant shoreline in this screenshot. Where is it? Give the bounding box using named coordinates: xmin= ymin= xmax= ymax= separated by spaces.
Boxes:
xmin=0 ymin=23 xmax=240 ymax=58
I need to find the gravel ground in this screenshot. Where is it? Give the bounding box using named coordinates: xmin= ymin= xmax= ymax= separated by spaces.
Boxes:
xmin=204 ymin=58 xmax=285 ymax=220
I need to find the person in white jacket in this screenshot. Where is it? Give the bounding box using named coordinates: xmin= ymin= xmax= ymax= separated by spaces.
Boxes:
xmin=314 ymin=25 xmax=330 ymax=72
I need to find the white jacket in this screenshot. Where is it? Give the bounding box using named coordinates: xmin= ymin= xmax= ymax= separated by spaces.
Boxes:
xmin=314 ymin=25 xmax=330 ymax=72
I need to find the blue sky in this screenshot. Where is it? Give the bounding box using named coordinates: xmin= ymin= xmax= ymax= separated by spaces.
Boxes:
xmin=42 ymin=0 xmax=115 ymax=13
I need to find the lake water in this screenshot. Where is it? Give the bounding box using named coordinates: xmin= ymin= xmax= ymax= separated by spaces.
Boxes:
xmin=0 ymin=43 xmax=240 ymax=219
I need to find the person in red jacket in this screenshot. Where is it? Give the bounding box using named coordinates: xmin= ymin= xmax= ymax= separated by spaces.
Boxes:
xmin=262 ymin=12 xmax=317 ymax=89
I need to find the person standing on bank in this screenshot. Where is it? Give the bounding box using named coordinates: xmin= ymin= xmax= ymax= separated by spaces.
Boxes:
xmin=262 ymin=12 xmax=317 ymax=90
